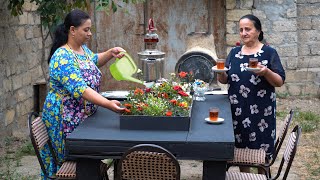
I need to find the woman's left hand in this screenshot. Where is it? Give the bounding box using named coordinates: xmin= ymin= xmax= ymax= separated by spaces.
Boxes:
xmin=111 ymin=47 xmax=126 ymax=58
xmin=255 ymin=63 xmax=270 ymax=76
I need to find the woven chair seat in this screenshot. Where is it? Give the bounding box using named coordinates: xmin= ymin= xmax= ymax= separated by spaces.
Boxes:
xmin=226 ymin=171 xmax=267 ymax=180
xmin=56 ymin=161 xmax=77 ymax=179
xmin=230 ymin=148 xmax=266 ymax=164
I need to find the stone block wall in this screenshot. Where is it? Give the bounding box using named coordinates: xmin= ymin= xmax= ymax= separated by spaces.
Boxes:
xmin=0 ymin=0 xmax=44 ymax=138
xmin=226 ymin=0 xmax=320 ymax=97
xmin=0 ymin=0 xmax=319 ymax=139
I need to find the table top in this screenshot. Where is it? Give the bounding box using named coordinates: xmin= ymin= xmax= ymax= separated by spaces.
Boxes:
xmin=66 ymin=95 xmax=235 ymax=161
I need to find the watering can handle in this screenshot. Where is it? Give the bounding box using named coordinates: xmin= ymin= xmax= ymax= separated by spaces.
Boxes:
xmin=116 ymin=52 xmax=138 ymax=72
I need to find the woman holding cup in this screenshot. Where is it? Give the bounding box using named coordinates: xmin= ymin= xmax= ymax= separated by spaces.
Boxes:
xmin=217 ymin=14 xmax=285 ymax=173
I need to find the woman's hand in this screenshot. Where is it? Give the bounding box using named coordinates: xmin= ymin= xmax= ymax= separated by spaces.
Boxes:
xmin=111 ymin=47 xmax=126 ymax=59
xmin=254 ymin=63 xmax=284 ymax=87
xmin=109 ymin=100 xmax=125 ymax=113
xmin=97 ymin=47 xmax=126 ymax=67
xmin=255 ymin=64 xmax=269 ymax=76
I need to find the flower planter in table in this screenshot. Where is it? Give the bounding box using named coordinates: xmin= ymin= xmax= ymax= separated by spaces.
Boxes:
xmin=119 ymin=104 xmax=193 ymax=131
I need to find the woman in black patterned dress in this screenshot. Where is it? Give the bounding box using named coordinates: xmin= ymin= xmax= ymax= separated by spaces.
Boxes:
xmin=217 ymin=14 xmax=285 ymax=173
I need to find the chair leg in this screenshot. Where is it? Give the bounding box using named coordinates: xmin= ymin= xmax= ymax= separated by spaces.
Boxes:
xmin=113 ymin=159 xmax=119 ymax=180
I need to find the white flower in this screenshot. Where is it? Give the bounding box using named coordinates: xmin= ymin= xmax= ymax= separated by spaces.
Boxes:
xmin=235 ymin=51 xmax=244 ymax=59
xmin=264 ymin=106 xmax=273 ymax=116
xmin=235 ymin=108 xmax=242 ymax=116
xmin=233 ymin=120 xmax=238 ymax=129
xmin=262 ymin=60 xmax=268 ymax=66
xmin=257 ymin=90 xmax=266 ymax=97
xmin=239 ymin=85 xmax=250 ymax=98
xmin=231 ymin=74 xmax=240 ymax=82
xmin=249 ymin=132 xmax=256 ymax=142
xmin=242 ymin=117 xmax=251 ymax=128
xmin=270 ymin=92 xmax=276 ymax=102
xmin=240 ymin=63 xmax=248 ymax=72
xmin=235 ymin=134 xmax=242 ymax=143
xmin=249 ymin=75 xmax=261 ymax=85
xmin=229 ymin=94 xmax=239 ymax=104
xmin=260 ymin=144 xmax=270 ymax=152
xmin=250 ymin=104 xmax=259 ymax=114
xmin=254 ymin=49 xmax=264 ymax=57
xmin=258 ymin=119 xmax=269 ymax=132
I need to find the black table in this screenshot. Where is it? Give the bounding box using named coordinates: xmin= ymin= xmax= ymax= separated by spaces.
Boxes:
xmin=65 ymin=95 xmax=235 ymax=180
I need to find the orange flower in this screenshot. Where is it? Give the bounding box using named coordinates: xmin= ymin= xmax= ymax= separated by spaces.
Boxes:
xmin=124 ymin=103 xmax=132 ymax=108
xmin=179 ymin=71 xmax=188 ymax=78
xmin=162 ymin=92 xmax=169 ymax=99
xmin=166 ymin=111 xmax=172 ymax=116
xmin=134 ymin=88 xmax=144 ymax=95
xmin=170 ymin=99 xmax=177 ymax=105
xmin=124 ymin=108 xmax=131 ymax=113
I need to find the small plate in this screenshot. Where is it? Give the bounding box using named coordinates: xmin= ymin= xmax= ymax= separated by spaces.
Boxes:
xmin=205 ymin=117 xmax=224 ymax=124
xmin=246 ymin=67 xmax=261 ymax=72
xmin=212 ymin=66 xmax=228 ymax=72
xmin=100 ymin=91 xmax=129 ymax=100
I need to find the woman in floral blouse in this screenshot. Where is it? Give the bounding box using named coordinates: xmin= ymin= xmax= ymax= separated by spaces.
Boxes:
xmin=217 ymin=14 xmax=285 ymax=173
xmin=40 ymin=9 xmax=125 ymax=179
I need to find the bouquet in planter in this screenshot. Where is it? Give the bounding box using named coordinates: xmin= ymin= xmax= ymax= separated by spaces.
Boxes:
xmin=122 ymin=73 xmax=193 ymax=117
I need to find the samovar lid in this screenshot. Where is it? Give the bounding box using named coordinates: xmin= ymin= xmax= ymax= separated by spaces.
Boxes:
xmin=138 ymin=49 xmax=165 ymax=57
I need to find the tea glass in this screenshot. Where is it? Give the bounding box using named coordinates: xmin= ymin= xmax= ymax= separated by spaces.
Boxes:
xmin=209 ymin=107 xmax=219 ymax=121
xmin=249 ymin=58 xmax=258 ymax=68
xmin=216 ymin=59 xmax=225 ymax=70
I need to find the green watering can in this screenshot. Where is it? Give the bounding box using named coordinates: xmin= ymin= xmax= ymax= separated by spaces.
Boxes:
xmin=110 ymin=52 xmax=154 ymax=88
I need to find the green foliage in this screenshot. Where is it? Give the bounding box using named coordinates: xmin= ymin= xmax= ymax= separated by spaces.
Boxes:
xmin=294 ymin=110 xmax=320 ymax=133
xmin=7 ymin=0 xmax=144 ymax=32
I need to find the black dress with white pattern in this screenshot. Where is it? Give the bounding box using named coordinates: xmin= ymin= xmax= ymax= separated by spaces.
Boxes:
xmin=226 ymin=45 xmax=285 ymax=158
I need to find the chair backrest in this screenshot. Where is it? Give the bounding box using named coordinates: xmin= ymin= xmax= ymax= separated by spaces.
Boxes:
xmin=117 ymin=144 xmax=181 ymax=180
xmin=28 ymin=112 xmax=58 ymax=179
xmin=272 ymin=125 xmax=301 ymax=180
xmin=270 ymin=109 xmax=294 ymax=164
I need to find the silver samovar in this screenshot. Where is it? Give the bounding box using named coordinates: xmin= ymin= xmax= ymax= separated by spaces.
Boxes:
xmin=138 ymin=18 xmax=165 ymax=82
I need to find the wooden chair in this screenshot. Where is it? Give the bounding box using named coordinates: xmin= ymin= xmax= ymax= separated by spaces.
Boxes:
xmin=28 ymin=112 xmax=76 ymax=179
xmin=226 ymin=125 xmax=302 ymax=180
xmin=116 ymin=144 xmax=181 ymax=180
xmin=227 ymin=109 xmax=294 ymax=177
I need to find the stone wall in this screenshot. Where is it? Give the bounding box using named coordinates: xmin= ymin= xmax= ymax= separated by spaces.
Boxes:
xmin=0 ymin=0 xmax=44 ymax=138
xmin=0 ymin=0 xmax=319 ymax=139
xmin=226 ymin=0 xmax=320 ymax=96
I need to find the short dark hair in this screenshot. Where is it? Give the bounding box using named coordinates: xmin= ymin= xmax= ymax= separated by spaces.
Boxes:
xmin=240 ymin=14 xmax=264 ymax=41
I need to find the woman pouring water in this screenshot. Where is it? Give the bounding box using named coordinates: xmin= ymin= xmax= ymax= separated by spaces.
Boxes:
xmin=217 ymin=14 xmax=285 ymax=173
xmin=40 ymin=9 xmax=125 ymax=179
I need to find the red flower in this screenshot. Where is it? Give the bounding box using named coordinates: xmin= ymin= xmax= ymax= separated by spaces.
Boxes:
xmin=173 ymin=85 xmax=182 ymax=91
xmin=178 ymin=90 xmax=188 ymax=97
xmin=236 ymin=41 xmax=241 ymax=46
xmin=145 ymin=88 xmax=151 ymax=93
xmin=166 ymin=111 xmax=172 ymax=116
xmin=179 ymin=71 xmax=188 ymax=78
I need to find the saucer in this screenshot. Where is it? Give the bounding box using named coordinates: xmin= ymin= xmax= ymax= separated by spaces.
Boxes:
xmin=212 ymin=66 xmax=228 ymax=72
xmin=205 ymin=117 xmax=224 ymax=124
xmin=246 ymin=67 xmax=261 ymax=72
